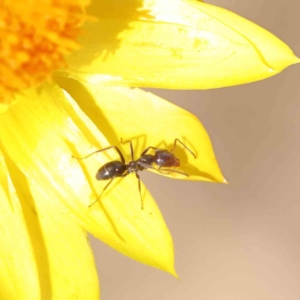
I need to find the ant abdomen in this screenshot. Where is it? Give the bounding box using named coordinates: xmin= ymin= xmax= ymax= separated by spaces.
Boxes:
xmin=96 ymin=161 xmax=127 ymax=180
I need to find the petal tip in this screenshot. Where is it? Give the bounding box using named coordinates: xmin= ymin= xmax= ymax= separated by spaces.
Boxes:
xmin=169 ymin=267 xmax=179 ymax=279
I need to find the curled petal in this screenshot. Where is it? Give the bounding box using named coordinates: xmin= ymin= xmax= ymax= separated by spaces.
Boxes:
xmin=65 ymin=0 xmax=299 ymax=89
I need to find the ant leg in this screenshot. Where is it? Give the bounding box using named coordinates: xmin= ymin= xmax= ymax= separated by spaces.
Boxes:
xmin=138 ymin=161 xmax=188 ymax=176
xmin=89 ymin=178 xmax=114 ymax=207
xmin=140 ymin=146 xmax=160 ymax=157
xmin=73 ymin=145 xmax=126 ymax=164
xmin=172 ymin=139 xmax=196 ymax=159
xmin=159 ymin=168 xmax=189 ymax=177
xmin=89 ymin=174 xmax=127 ymax=207
xmin=120 ymin=138 xmax=134 ymax=161
xmin=138 ymin=161 xmax=170 ymax=175
xmin=134 ymin=172 xmax=144 ymax=210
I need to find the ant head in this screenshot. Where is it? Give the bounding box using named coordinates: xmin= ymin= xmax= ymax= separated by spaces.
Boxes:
xmin=154 ymin=150 xmax=180 ymax=167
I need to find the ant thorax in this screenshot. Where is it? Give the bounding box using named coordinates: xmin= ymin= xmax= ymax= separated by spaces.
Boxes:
xmin=127 ymin=160 xmax=142 ymax=173
xmin=139 ymin=154 xmax=154 ymax=166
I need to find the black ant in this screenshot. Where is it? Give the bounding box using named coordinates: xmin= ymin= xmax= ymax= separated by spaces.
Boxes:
xmin=74 ymin=139 xmax=196 ymax=209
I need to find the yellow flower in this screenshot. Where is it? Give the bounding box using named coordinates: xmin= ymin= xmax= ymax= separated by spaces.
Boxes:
xmin=0 ymin=0 xmax=298 ymax=299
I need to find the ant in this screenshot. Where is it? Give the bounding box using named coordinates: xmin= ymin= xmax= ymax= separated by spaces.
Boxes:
xmin=74 ymin=139 xmax=196 ymax=209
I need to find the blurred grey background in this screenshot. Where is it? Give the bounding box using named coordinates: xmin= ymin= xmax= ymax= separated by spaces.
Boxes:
xmin=90 ymin=0 xmax=300 ymax=299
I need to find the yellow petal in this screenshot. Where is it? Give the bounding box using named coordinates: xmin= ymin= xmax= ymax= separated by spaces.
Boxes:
xmin=0 ymin=150 xmax=99 ymax=300
xmin=64 ymin=0 xmax=299 ymax=89
xmin=0 ymin=84 xmax=176 ymax=275
xmin=0 ymin=153 xmax=39 ymax=299
xmin=58 ymin=77 xmax=225 ymax=183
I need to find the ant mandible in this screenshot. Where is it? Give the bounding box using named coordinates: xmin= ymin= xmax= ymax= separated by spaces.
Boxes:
xmin=74 ymin=139 xmax=196 ymax=209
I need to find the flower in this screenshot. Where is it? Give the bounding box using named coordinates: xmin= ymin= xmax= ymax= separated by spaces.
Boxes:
xmin=0 ymin=0 xmax=298 ymax=299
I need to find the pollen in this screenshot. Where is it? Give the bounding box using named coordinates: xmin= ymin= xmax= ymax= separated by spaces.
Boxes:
xmin=0 ymin=0 xmax=89 ymax=106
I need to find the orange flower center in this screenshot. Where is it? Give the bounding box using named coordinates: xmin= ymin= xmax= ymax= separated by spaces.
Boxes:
xmin=0 ymin=0 xmax=88 ymax=107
